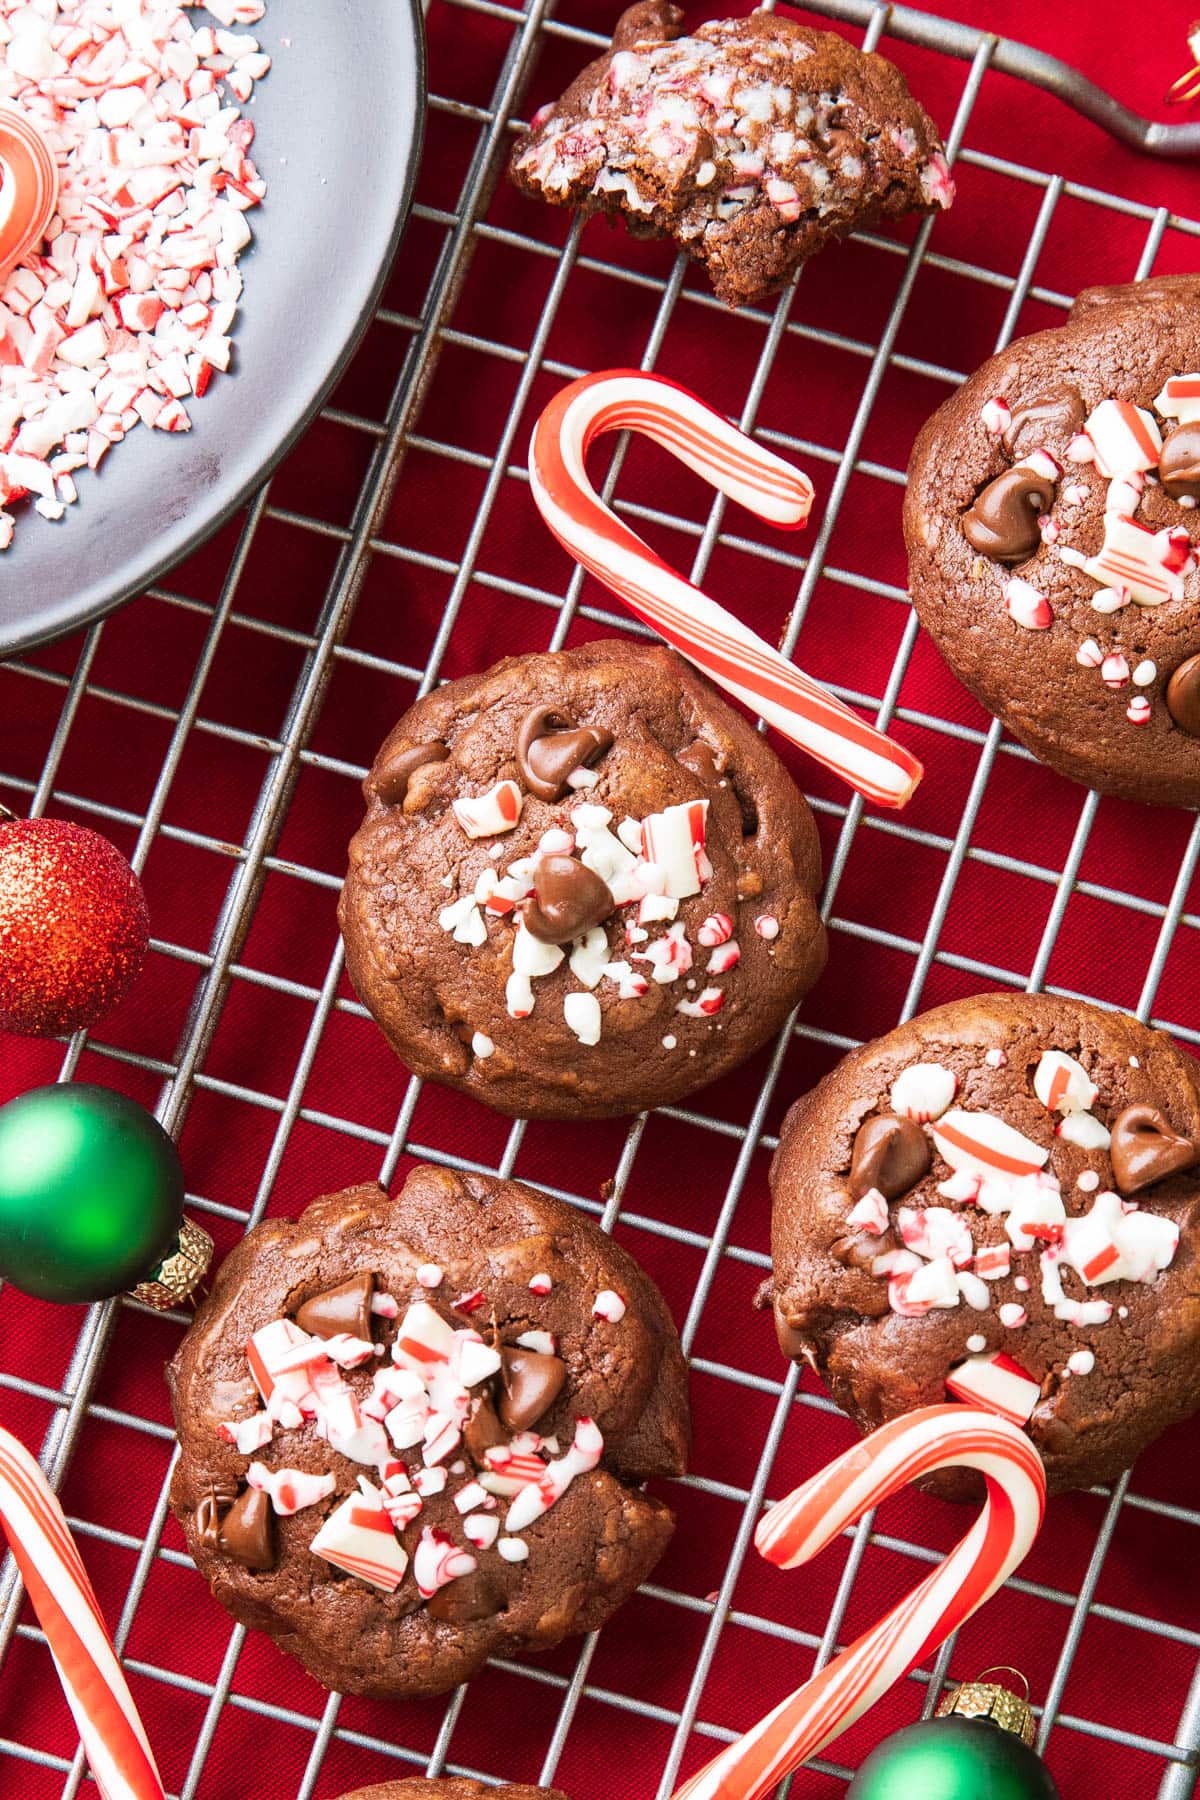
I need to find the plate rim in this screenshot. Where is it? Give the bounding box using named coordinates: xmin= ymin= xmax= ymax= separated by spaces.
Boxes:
xmin=1 ymin=0 xmax=428 ymax=659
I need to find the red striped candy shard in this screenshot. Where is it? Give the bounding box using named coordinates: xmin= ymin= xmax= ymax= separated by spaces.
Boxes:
xmin=946 ymin=1351 xmax=1041 ymax=1424
xmin=931 ymin=1108 xmax=1049 ymax=1181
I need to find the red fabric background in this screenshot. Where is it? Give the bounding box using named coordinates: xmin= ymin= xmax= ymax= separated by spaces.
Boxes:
xmin=2 ymin=2 xmax=1199 ymax=1796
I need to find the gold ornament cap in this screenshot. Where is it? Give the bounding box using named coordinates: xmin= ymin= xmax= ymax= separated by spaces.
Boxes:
xmin=936 ymin=1668 xmax=1037 ymax=1747
xmin=130 ymin=1217 xmax=213 ymax=1309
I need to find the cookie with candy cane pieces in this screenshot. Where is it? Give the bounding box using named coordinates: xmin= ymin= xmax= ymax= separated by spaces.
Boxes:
xmin=340 ymin=640 xmax=826 ymax=1119
xmin=905 ymin=277 xmax=1200 ymax=804
xmin=766 ymin=991 xmax=1200 ymax=1497
xmin=168 ymin=1166 xmax=688 ymax=1698
xmin=509 ymin=4 xmax=951 ymax=310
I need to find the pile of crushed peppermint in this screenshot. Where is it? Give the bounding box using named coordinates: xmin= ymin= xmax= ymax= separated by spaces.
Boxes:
xmin=216 ymin=1271 xmax=626 ymax=1598
xmin=0 ymin=0 xmax=270 ymax=548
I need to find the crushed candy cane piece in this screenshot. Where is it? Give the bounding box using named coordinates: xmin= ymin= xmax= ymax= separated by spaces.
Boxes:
xmin=980 ymin=398 xmax=1010 ymax=434
xmin=706 ymin=939 xmax=740 ymax=974
xmin=1154 ymin=372 xmax=1200 ymax=424
xmin=413 ymin=1526 xmax=477 ymax=1598
xmin=498 ymin=1536 xmax=530 ymax=1563
xmin=999 ymin=1303 xmax=1028 ymax=1328
xmin=464 ymin=1512 xmax=501 ymax=1549
xmin=896 ymin=1205 xmax=974 ymax=1267
xmin=592 ymin=1289 xmax=626 ymax=1323
xmin=215 ymin=1411 xmax=274 ymax=1455
xmin=310 ymin=1481 xmax=408 ymax=1592
xmin=1004 ymin=577 xmax=1052 ymax=630
xmin=246 ymin=1462 xmax=335 ymax=1516
xmin=890 ymin=1062 xmax=957 ymax=1123
xmin=1083 ymin=398 xmax=1162 ymax=476
xmin=755 ymin=914 xmax=780 ymax=940
xmin=515 ymin=1328 xmax=556 ymax=1356
xmin=957 ymin=1270 xmax=990 ymax=1310
xmin=1058 ymin=1111 xmax=1111 ymax=1151
xmin=640 ymin=799 xmax=709 ymax=898
xmin=946 ymin=1351 xmax=1040 ymax=1425
xmin=1066 ymin=1349 xmax=1096 ymax=1376
xmin=676 ymin=985 xmax=725 ymax=1017
xmin=1033 ymin=1050 xmax=1098 ymax=1116
xmin=528 ymin=1271 xmax=553 ymax=1295
xmin=505 ymin=1417 xmax=604 ymax=1533
xmin=453 ymin=779 xmax=523 ymax=838
xmin=564 ymin=990 xmax=602 ymax=1045
xmin=416 ymin=1264 xmax=443 ymax=1290
xmin=1084 ymin=514 xmax=1184 ymax=606
xmin=1127 ymin=695 xmax=1152 ymax=726
xmin=931 ymin=1109 xmax=1049 ymax=1182
xmin=973 ymin=1242 xmax=1011 ymax=1281
xmin=697 ymin=912 xmax=733 ymax=946
xmin=846 ymin=1188 xmax=889 ymax=1235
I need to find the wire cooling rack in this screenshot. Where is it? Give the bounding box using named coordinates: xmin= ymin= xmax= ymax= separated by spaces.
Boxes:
xmin=2 ymin=1 xmax=1200 ymax=1796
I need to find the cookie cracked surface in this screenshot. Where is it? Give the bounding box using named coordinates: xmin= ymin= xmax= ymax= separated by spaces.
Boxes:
xmin=339 ymin=640 xmax=826 ymax=1120
xmin=768 ymin=992 xmax=1200 ymax=1497
xmin=905 ymin=276 xmax=1200 ymax=805
xmin=169 ymin=1167 xmax=689 ymax=1698
xmin=509 ymin=4 xmax=952 ymax=309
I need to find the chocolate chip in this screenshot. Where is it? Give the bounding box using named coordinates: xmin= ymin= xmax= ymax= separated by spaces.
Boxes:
xmin=463 ymin=1392 xmax=507 ymax=1463
xmin=1166 ymin=654 xmax=1200 ymax=737
xmin=196 ymin=1481 xmax=239 ymax=1549
xmin=218 ymin=1487 xmax=275 ymax=1571
xmin=1109 ymin=1103 xmax=1197 ymax=1195
xmin=520 ymin=854 xmax=614 ymax=945
xmin=962 ymin=466 xmax=1056 ymax=564
xmin=499 ymin=1348 xmax=567 ymax=1432
xmin=372 ymin=741 xmax=448 ymax=807
xmin=1000 ymin=384 xmax=1085 ymax=458
xmin=849 ymin=1114 xmax=930 ymax=1200
xmin=1159 ymin=422 xmax=1200 ymax=501
xmin=428 ymin=1568 xmax=506 ymax=1622
xmin=516 ymin=705 xmax=613 ymax=802
xmin=293 ymin=1273 xmax=375 ymax=1341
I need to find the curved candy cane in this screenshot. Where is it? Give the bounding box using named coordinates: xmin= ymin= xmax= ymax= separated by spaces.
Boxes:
xmin=529 ymin=371 xmax=923 ymax=809
xmin=0 ymin=1425 xmax=164 ymax=1800
xmin=0 ymin=105 xmax=59 ymax=287
xmin=671 ymin=1405 xmax=1045 ymax=1800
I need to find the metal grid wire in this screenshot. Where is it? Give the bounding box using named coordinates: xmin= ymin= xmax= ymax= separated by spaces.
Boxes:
xmin=1 ymin=0 xmax=1200 ymax=1795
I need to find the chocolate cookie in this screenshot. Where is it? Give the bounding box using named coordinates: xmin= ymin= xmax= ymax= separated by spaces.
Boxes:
xmin=509 ymin=3 xmax=952 ymax=310
xmin=768 ymin=992 xmax=1200 ymax=1497
xmin=168 ymin=1167 xmax=689 ymax=1698
xmin=340 ymin=640 xmax=826 ymax=1120
xmin=335 ymin=1784 xmax=566 ymax=1800
xmin=905 ymin=276 xmax=1200 ymax=805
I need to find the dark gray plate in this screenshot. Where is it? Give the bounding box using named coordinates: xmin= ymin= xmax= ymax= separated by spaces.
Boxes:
xmin=0 ymin=3 xmax=426 ymax=655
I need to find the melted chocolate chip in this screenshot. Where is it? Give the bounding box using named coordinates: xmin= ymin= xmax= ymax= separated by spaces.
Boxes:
xmin=1159 ymin=422 xmax=1200 ymax=501
xmin=1000 ymin=384 xmax=1085 ymax=459
xmin=520 ymin=854 xmax=614 ymax=944
xmin=428 ymin=1568 xmax=507 ymax=1622
xmin=196 ymin=1481 xmax=239 ymax=1549
xmin=962 ymin=466 xmax=1056 ymax=563
xmin=293 ymin=1273 xmax=375 ymax=1342
xmin=849 ymin=1114 xmax=931 ymax=1200
xmin=1109 ymin=1104 xmax=1197 ymax=1195
xmin=218 ymin=1487 xmax=274 ymax=1571
xmin=499 ymin=1348 xmax=567 ymax=1432
xmin=463 ymin=1392 xmax=507 ymax=1463
xmin=516 ymin=705 xmax=613 ymax=802
xmin=1166 ymin=653 xmax=1200 ymax=737
xmin=372 ymin=741 xmax=448 ymax=807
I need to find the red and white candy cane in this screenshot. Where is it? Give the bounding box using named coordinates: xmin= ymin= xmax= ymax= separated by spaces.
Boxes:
xmin=0 ymin=1425 xmax=164 ymax=1800
xmin=529 ymin=372 xmax=923 ymax=809
xmin=0 ymin=105 xmax=59 ymax=287
xmin=671 ymin=1405 xmax=1045 ymax=1800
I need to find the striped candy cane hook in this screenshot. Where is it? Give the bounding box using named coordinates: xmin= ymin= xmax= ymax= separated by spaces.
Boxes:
xmin=0 ymin=1425 xmax=165 ymax=1800
xmin=529 ymin=370 xmax=924 ymax=809
xmin=0 ymin=105 xmax=59 ymax=287
xmin=671 ymin=1406 xmax=1046 ymax=1800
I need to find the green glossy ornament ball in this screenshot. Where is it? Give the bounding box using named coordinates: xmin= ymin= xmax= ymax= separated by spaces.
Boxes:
xmin=0 ymin=1084 xmax=183 ymax=1304
xmin=847 ymin=1717 xmax=1060 ymax=1800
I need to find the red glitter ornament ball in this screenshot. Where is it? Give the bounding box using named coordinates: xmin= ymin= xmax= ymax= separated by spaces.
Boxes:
xmin=0 ymin=817 xmax=149 ymax=1037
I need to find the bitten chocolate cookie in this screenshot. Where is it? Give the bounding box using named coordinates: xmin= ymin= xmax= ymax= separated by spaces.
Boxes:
xmin=905 ymin=275 xmax=1200 ymax=806
xmin=168 ymin=1167 xmax=689 ymax=1698
xmin=768 ymin=992 xmax=1200 ymax=1497
xmin=340 ymin=640 xmax=826 ymax=1120
xmin=509 ymin=3 xmax=953 ymax=309
xmin=336 ymin=1784 xmax=567 ymax=1800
